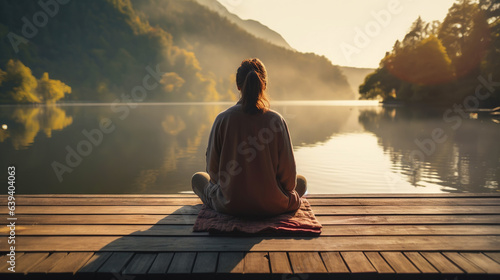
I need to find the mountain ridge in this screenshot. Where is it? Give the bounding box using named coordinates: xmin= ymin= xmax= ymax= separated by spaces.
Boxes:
xmin=1 ymin=0 xmax=355 ymax=103
xmin=195 ymin=0 xmax=294 ymax=51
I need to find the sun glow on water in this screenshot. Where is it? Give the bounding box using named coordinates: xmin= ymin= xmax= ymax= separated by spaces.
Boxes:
xmin=295 ymin=133 xmax=445 ymax=194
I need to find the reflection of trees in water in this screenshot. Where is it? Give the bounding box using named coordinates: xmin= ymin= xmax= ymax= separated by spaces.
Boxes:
xmin=0 ymin=106 xmax=73 ymax=149
xmin=359 ymin=108 xmax=500 ymax=193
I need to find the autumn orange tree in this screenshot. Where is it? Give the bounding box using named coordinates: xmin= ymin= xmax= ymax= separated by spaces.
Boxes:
xmin=0 ymin=60 xmax=71 ymax=104
xmin=360 ymin=0 xmax=498 ymax=107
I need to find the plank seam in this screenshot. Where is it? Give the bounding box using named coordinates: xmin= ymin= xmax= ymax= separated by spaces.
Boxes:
xmin=316 ymin=251 xmax=330 ymax=274
xmin=483 ymin=252 xmax=500 ymax=265
xmin=421 ymin=252 xmax=464 ymax=274
xmin=338 ymin=252 xmax=353 ymax=273
xmin=441 ymin=251 xmax=477 ymax=274
xmin=366 ymin=252 xmax=395 ymax=274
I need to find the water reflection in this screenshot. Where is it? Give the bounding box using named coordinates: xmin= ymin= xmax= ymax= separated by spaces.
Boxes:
xmin=358 ymin=107 xmax=500 ymax=193
xmin=273 ymin=104 xmax=354 ymax=146
xmin=0 ymin=106 xmax=73 ymax=149
xmin=0 ymin=103 xmax=498 ymax=194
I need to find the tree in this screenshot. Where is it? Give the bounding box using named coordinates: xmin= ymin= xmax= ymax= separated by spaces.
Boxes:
xmin=386 ymin=35 xmax=455 ymax=86
xmin=479 ymin=0 xmax=500 ymax=105
xmin=438 ymin=0 xmax=489 ymax=77
xmin=0 ymin=59 xmax=40 ymax=103
xmin=36 ymin=72 xmax=72 ymax=103
xmin=359 ymin=67 xmax=400 ymax=100
xmin=479 ymin=0 xmax=500 ymax=78
xmin=0 ymin=60 xmax=72 ymax=104
xmin=401 ymin=17 xmax=427 ymax=49
xmin=360 ymin=0 xmax=500 ymax=107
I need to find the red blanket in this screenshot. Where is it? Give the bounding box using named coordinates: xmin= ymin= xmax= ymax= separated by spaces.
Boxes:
xmin=193 ymin=198 xmax=322 ymax=234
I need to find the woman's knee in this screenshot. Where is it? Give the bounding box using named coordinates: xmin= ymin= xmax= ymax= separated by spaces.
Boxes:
xmin=295 ymin=174 xmax=307 ymax=197
xmin=191 ymin=172 xmax=210 ymax=193
xmin=297 ymin=175 xmax=307 ymax=186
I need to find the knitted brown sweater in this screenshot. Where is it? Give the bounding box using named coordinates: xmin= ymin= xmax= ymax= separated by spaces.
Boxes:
xmin=206 ymin=104 xmax=301 ymax=217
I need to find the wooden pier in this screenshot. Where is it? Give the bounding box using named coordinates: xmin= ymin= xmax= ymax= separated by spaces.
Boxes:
xmin=1 ymin=193 xmax=500 ymax=279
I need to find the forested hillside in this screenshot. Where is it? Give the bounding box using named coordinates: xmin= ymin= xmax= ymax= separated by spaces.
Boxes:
xmin=359 ymin=0 xmax=499 ymax=107
xmin=0 ymin=0 xmax=354 ymax=103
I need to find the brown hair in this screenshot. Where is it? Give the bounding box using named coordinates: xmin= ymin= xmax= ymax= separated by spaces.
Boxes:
xmin=236 ymin=58 xmax=270 ymax=114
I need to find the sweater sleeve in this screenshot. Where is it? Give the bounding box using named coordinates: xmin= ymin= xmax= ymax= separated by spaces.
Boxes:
xmin=206 ymin=115 xmax=222 ymax=184
xmin=276 ymin=117 xmax=297 ymax=193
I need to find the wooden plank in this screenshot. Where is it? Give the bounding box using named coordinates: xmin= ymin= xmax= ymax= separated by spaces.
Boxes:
xmin=320 ymin=252 xmax=349 ymax=273
xmin=97 ymin=252 xmax=134 ymax=273
xmin=167 ymin=252 xmax=196 ymax=274
xmin=147 ymin=252 xmax=173 ymax=275
xmin=318 ymin=224 xmax=500 ymax=236
xmin=313 ymin=205 xmax=500 ymax=215
xmin=269 ymin=252 xmax=292 ymax=274
xmin=309 ymin=198 xmax=500 ymax=206
xmin=0 ymin=254 xmax=9 ymax=270
xmin=460 ymin=252 xmax=500 ymax=273
xmin=77 ymin=252 xmax=112 ymax=273
xmin=0 ymin=194 xmax=197 ymax=198
xmin=14 ymin=204 xmax=500 ymax=215
xmin=26 ymin=252 xmax=68 ymax=273
xmin=12 ymin=253 xmax=49 ymax=274
xmin=48 ymin=252 xmax=94 ymax=274
xmin=442 ymin=252 xmax=485 ymax=273
xmin=364 ymin=252 xmax=394 ymax=273
xmin=404 ymin=252 xmax=438 ymax=273
xmin=2 ymin=214 xmax=196 ymax=225
xmin=288 ymin=252 xmax=327 ymax=273
xmin=0 ymin=253 xmax=24 ymax=273
xmin=15 ymin=205 xmax=202 ymax=214
xmin=317 ymin=215 xmax=500 ymax=225
xmin=6 ymin=235 xmax=500 ymax=252
xmin=0 ymin=197 xmax=202 ymax=206
xmin=7 ymin=214 xmax=500 ymax=226
xmin=192 ymin=252 xmax=218 ymax=273
xmin=303 ymin=193 xmax=500 ymax=198
xmin=122 ymin=253 xmax=156 ymax=275
xmin=420 ymin=252 xmax=463 ymax=274
xmin=341 ymin=252 xmax=376 ymax=273
xmin=217 ymin=252 xmax=245 ymax=273
xmin=380 ymin=252 xmax=419 ymax=273
xmin=7 ymin=224 xmax=204 ymax=236
xmin=244 ymin=252 xmax=270 ymax=273
xmin=9 ymin=224 xmax=500 ymax=237
xmin=484 ymin=252 xmax=500 ymax=264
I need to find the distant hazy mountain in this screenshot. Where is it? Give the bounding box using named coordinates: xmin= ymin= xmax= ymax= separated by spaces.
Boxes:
xmin=339 ymin=66 xmax=375 ymax=98
xmin=196 ymin=0 xmax=373 ymax=98
xmin=195 ymin=0 xmax=294 ymax=51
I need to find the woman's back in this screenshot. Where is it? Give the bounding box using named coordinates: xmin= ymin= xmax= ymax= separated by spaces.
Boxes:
xmin=205 ymin=103 xmax=301 ymax=216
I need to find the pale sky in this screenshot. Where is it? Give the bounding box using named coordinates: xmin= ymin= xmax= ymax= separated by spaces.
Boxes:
xmin=217 ymin=0 xmax=456 ymax=68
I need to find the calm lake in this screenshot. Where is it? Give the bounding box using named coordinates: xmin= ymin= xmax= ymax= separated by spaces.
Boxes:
xmin=1 ymin=101 xmax=499 ymax=194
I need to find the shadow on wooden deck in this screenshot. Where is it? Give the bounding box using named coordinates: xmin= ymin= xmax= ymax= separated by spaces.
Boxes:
xmin=76 ymin=204 xmax=331 ymax=280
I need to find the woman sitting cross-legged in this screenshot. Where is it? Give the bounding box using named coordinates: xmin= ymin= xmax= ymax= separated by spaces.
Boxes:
xmin=192 ymin=58 xmax=307 ymax=217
